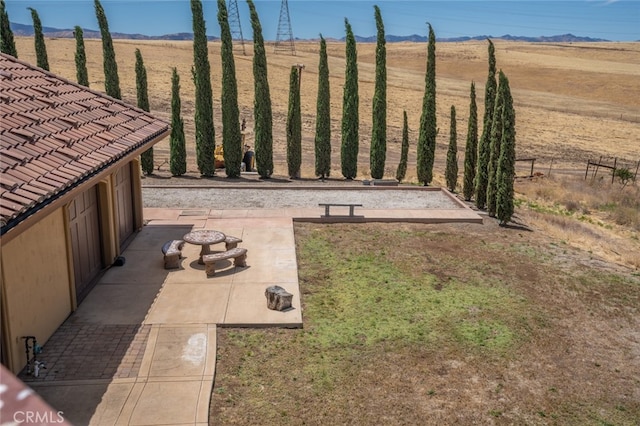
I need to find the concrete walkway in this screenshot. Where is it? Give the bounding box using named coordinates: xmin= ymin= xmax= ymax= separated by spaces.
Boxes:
xmin=27 ymin=211 xmax=302 ymax=425
xmin=24 ymin=193 xmax=481 ymax=425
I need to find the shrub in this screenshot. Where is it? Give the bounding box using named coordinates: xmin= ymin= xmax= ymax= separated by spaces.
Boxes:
xmin=614 ymin=168 xmax=635 ymax=188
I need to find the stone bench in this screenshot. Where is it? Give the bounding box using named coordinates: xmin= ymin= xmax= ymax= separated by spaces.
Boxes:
xmin=224 ymin=235 xmax=242 ymax=250
xmin=318 ymin=203 xmax=363 ymax=217
xmin=202 ymin=247 xmax=248 ymax=277
xmin=371 ymin=179 xmax=399 ymax=186
xmin=161 ymin=239 xmax=184 ymax=269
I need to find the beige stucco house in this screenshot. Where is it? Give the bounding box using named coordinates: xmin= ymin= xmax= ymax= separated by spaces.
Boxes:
xmin=0 ymin=53 xmax=170 ymax=374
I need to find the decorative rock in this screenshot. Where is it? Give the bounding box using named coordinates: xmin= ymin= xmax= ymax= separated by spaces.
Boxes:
xmin=265 ymin=285 xmax=293 ymax=311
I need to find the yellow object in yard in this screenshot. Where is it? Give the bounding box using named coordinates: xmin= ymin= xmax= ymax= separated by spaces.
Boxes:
xmin=214 ymin=145 xmax=224 ymax=169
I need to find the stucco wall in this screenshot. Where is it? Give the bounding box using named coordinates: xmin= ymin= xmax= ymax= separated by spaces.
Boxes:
xmin=1 ymin=208 xmax=72 ymax=373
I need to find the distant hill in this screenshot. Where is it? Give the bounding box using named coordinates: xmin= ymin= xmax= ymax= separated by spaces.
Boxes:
xmin=10 ymin=22 xmax=607 ymax=43
xmin=9 ymin=22 xmax=217 ymax=41
xmin=354 ymin=33 xmax=609 ymax=43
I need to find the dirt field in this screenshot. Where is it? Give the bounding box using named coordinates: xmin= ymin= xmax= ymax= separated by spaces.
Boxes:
xmin=12 ymin=37 xmax=640 ymax=180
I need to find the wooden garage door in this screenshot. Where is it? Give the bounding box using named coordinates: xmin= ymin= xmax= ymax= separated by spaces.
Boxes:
xmin=68 ymin=186 xmax=102 ymax=302
xmin=114 ymin=164 xmax=135 ymax=249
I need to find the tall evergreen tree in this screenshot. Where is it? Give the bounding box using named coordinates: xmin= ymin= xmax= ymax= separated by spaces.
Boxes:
xmin=287 ymin=66 xmax=302 ymax=178
xmin=218 ymin=0 xmax=242 ymax=178
xmin=191 ymin=0 xmax=215 ymax=176
xmin=28 ymin=8 xmax=48 ymax=71
xmin=0 ymin=0 xmax=18 ymax=57
xmin=314 ymin=34 xmax=331 ymax=179
xmin=417 ymin=23 xmax=437 ymax=185
xmin=487 ymin=73 xmax=506 ymax=217
xmin=445 ymin=105 xmax=458 ymax=192
xmin=135 ymin=49 xmax=154 ymax=175
xmin=94 ymin=0 xmax=121 ymax=99
xmin=170 ymin=68 xmax=187 ymax=177
xmin=248 ymin=0 xmax=273 ymax=178
xmin=74 ymin=26 xmax=89 ymax=86
xmin=462 ymin=82 xmax=478 ymax=201
xmin=370 ymin=5 xmax=387 ymax=179
xmin=341 ymin=18 xmax=359 ymax=180
xmin=396 ymin=110 xmax=409 ymax=182
xmin=496 ymin=72 xmax=516 ymax=226
xmin=135 ymin=49 xmax=150 ymax=113
xmin=475 ymin=39 xmax=497 ymax=209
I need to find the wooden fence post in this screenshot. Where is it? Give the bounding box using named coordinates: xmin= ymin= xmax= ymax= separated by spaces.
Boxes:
xmin=585 ymin=160 xmax=590 ymax=180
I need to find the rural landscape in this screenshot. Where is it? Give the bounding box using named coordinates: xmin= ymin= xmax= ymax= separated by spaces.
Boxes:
xmin=8 ymin=9 xmax=640 ymax=424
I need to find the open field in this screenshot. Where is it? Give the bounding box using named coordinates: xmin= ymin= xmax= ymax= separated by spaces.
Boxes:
xmin=12 ymin=37 xmax=640 ymax=180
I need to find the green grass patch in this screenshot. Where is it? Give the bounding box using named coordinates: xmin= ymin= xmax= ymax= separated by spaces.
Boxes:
xmin=299 ymin=231 xmax=527 ymax=353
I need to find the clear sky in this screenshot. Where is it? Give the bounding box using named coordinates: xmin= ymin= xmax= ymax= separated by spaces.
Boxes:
xmin=4 ymin=0 xmax=640 ymax=41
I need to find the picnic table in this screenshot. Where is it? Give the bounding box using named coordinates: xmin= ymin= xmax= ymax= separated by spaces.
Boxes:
xmin=183 ymin=229 xmax=226 ymax=264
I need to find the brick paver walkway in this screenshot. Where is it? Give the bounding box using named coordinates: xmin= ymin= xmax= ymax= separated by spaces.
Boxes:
xmin=20 ymin=324 xmax=150 ymax=382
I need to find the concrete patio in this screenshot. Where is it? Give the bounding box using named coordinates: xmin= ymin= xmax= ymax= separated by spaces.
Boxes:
xmin=25 ymin=210 xmax=302 ymax=425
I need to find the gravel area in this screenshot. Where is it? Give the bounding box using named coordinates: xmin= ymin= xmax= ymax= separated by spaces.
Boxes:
xmin=142 ymin=187 xmax=461 ymax=210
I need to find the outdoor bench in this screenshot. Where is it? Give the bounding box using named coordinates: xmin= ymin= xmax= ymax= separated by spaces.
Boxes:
xmin=224 ymin=235 xmax=243 ymax=250
xmin=162 ymin=239 xmax=184 ymax=269
xmin=319 ymin=203 xmax=363 ymax=217
xmin=203 ymin=247 xmax=248 ymax=277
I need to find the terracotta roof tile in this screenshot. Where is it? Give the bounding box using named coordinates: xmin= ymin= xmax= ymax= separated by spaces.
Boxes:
xmin=0 ymin=53 xmax=170 ymax=231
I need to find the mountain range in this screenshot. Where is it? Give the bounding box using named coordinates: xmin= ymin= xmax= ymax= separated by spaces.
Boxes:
xmin=10 ymin=22 xmax=609 ymax=43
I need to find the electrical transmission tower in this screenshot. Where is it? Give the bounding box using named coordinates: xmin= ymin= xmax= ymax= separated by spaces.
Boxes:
xmin=227 ymin=0 xmax=246 ymax=55
xmin=275 ymin=0 xmax=296 ymax=56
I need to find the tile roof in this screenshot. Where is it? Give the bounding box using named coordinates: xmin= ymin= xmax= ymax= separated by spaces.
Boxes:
xmin=0 ymin=53 xmax=170 ymax=235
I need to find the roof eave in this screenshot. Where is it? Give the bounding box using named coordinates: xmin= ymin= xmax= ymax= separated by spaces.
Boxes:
xmin=0 ymin=129 xmax=169 ymax=241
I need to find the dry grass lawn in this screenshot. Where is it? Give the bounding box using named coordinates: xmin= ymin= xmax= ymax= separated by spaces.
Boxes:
xmin=212 ymin=220 xmax=639 ymax=425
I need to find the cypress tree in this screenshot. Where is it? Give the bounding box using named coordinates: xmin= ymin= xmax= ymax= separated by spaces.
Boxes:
xmin=475 ymin=39 xmax=496 ymax=209
xmin=135 ymin=49 xmax=150 ymax=113
xmin=248 ymin=0 xmax=273 ymax=178
xmin=191 ymin=0 xmax=215 ymax=176
xmin=370 ymin=5 xmax=387 ymax=179
xmin=286 ymin=66 xmax=302 ymax=178
xmin=74 ymin=26 xmax=89 ymax=87
xmin=28 ymin=8 xmax=48 ymax=71
xmin=496 ymin=72 xmax=516 ymax=226
xmin=94 ymin=0 xmax=121 ymax=99
xmin=417 ymin=23 xmax=436 ymax=185
xmin=314 ymin=35 xmax=331 ymax=179
xmin=217 ymin=0 xmax=242 ymax=178
xmin=170 ymin=68 xmax=187 ymax=177
xmin=1 ymin=0 xmax=18 ymax=57
xmin=341 ymin=18 xmax=359 ymax=180
xmin=487 ymin=73 xmax=506 ymax=217
xmin=396 ymin=110 xmax=409 ymax=182
xmin=445 ymin=105 xmax=458 ymax=192
xmin=135 ymin=49 xmax=154 ymax=175
xmin=462 ymin=82 xmax=478 ymax=201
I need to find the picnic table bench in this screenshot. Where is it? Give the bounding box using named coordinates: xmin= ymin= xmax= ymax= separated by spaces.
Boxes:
xmin=202 ymin=247 xmax=248 ymax=277
xmin=161 ymin=239 xmax=184 ymax=269
xmin=224 ymin=235 xmax=242 ymax=250
xmin=319 ymin=203 xmax=363 ymax=218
